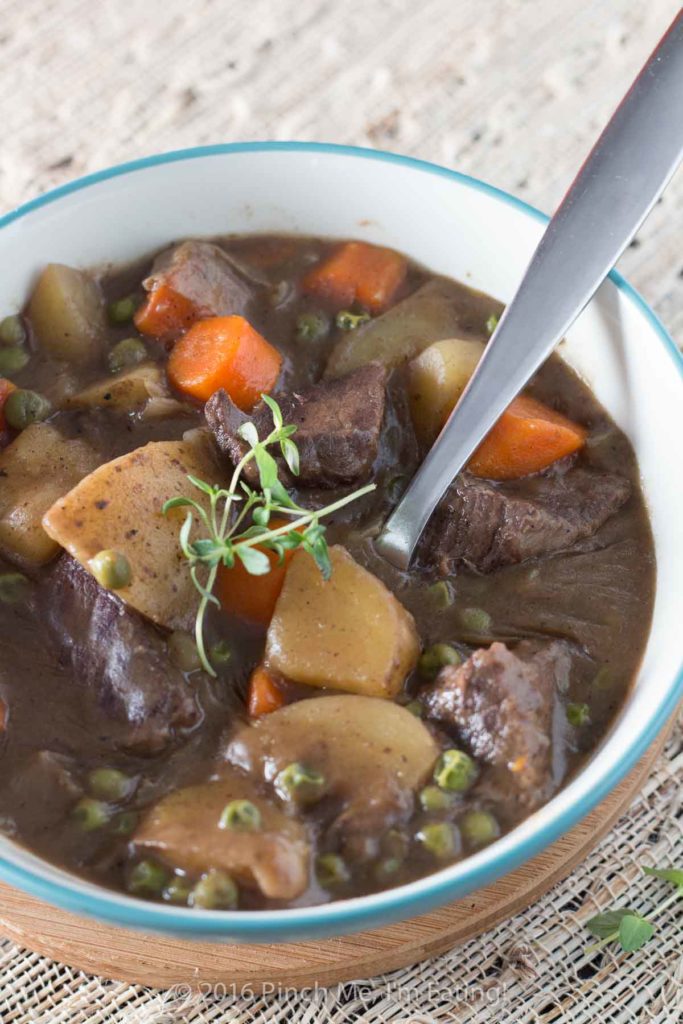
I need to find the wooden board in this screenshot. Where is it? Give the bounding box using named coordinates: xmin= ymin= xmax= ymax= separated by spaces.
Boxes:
xmin=0 ymin=731 xmax=668 ymax=992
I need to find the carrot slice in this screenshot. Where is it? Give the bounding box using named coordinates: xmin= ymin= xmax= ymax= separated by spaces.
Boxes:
xmin=468 ymin=395 xmax=587 ymax=480
xmin=167 ymin=315 xmax=282 ymax=409
xmin=247 ymin=665 xmax=285 ymax=718
xmin=215 ymin=519 xmax=300 ymax=625
xmin=0 ymin=377 xmax=16 ymax=435
xmin=134 ymin=284 xmax=199 ymax=341
xmin=302 ymin=241 xmax=407 ymax=313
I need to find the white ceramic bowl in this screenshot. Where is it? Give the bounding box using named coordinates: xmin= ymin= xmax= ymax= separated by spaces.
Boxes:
xmin=0 ymin=143 xmax=681 ymax=942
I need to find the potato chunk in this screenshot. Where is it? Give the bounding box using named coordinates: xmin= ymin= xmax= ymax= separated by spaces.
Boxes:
xmin=134 ymin=770 xmax=310 ymax=901
xmin=28 ymin=264 xmax=106 ymax=364
xmin=64 ymin=363 xmax=166 ymax=411
xmin=326 ymin=278 xmax=485 ymax=378
xmin=0 ymin=424 xmax=99 ymax=568
xmin=407 ymin=337 xmax=485 ymax=445
xmin=226 ymin=695 xmax=440 ymax=837
xmin=42 ymin=434 xmax=227 ymax=630
xmin=265 ymin=546 xmax=419 ymax=697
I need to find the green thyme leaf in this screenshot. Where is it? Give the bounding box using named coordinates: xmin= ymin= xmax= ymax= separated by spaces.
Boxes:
xmin=252 ymin=506 xmax=270 ymax=527
xmin=237 ymin=421 xmax=259 ymax=448
xmin=617 ymin=914 xmax=655 ymax=953
xmin=270 ymin=478 xmax=297 ymax=508
xmin=642 ymin=866 xmax=683 ymax=888
xmin=164 ymin=396 xmax=375 ymax=675
xmin=586 ymin=909 xmax=633 ymax=939
xmin=185 ymin=474 xmax=217 ymax=497
xmin=254 ymin=446 xmax=279 ymax=490
xmin=178 ymin=513 xmax=194 ymax=555
xmin=162 ymin=496 xmax=201 ymax=514
xmin=261 ymin=392 xmax=283 ymax=429
xmin=236 ymin=546 xmax=272 ymax=576
xmin=189 ymin=538 xmax=221 ymax=561
xmin=281 ymin=437 xmax=300 ymax=476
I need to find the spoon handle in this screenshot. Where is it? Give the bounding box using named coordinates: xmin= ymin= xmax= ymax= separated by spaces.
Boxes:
xmin=377 ymin=11 xmax=683 ymax=570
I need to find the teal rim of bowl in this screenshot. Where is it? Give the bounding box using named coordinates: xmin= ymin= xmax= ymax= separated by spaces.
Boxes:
xmin=0 ymin=141 xmax=681 ymax=939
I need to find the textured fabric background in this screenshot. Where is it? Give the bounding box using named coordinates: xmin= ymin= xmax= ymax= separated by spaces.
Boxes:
xmin=0 ymin=0 xmax=681 ymax=1021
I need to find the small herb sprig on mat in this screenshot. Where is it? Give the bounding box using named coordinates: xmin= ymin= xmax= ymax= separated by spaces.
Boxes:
xmin=163 ymin=394 xmax=375 ymax=676
xmin=585 ymin=865 xmax=683 ymax=954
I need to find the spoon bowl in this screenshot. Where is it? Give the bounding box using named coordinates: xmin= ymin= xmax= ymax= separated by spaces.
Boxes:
xmin=376 ymin=10 xmax=683 ymax=569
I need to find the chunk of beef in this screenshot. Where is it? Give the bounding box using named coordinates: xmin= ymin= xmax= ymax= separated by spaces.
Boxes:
xmin=38 ymin=557 xmax=200 ymax=755
xmin=421 ymin=468 xmax=631 ymax=574
xmin=422 ymin=640 xmax=570 ymax=807
xmin=206 ymin=362 xmax=387 ymax=489
xmin=142 ymin=241 xmax=259 ymax=335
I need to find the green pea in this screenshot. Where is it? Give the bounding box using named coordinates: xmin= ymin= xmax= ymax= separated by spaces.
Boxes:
xmin=592 ymin=667 xmax=614 ymax=691
xmin=418 ymin=643 xmax=462 ymax=680
xmin=88 ymin=767 xmax=136 ymax=803
xmin=209 ymin=640 xmax=232 ymax=666
xmin=3 ymin=389 xmax=51 ymax=430
xmin=0 ymin=346 xmax=29 ymax=375
xmin=374 ymin=856 xmax=402 ymax=882
xmin=458 ymin=607 xmax=492 ymax=634
xmin=128 ymin=859 xmax=168 ymax=897
xmin=460 ymin=809 xmax=499 ymax=848
xmin=315 ymin=853 xmax=350 ymax=888
xmin=486 ymin=314 xmax=499 ymax=335
xmin=274 ymin=762 xmax=326 ymax=805
xmin=219 ymin=799 xmax=262 ymax=832
xmin=0 ymin=315 xmax=27 ymax=347
xmin=71 ymin=797 xmax=111 ymax=832
xmin=567 ymin=702 xmax=591 ymax=727
xmin=427 ymin=580 xmax=454 ymax=609
xmin=88 ymin=550 xmax=132 ymax=590
xmin=335 ymin=310 xmax=371 ymax=331
xmin=190 ymin=869 xmax=238 ymax=910
xmin=167 ymin=631 xmax=201 ymax=673
xmin=107 ymin=297 xmax=137 ymax=324
xmin=404 ymin=699 xmax=423 ymax=718
xmin=416 ymin=822 xmax=459 ymax=859
xmin=343 ymin=834 xmax=379 ymax=864
xmin=112 ymin=811 xmax=138 ymax=836
xmin=163 ymin=875 xmax=193 ymax=905
xmin=107 ymin=337 xmax=147 ymax=374
xmin=420 ymin=785 xmax=455 ymax=813
xmin=381 ymin=829 xmax=409 ymax=861
xmin=0 ymin=572 xmax=30 ymax=604
xmin=295 ymin=311 xmax=330 ymax=343
xmin=433 ymin=749 xmax=478 ymax=792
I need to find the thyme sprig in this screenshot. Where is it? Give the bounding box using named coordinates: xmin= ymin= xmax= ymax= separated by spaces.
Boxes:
xmin=585 ymin=864 xmax=683 ymax=955
xmin=163 ymin=394 xmax=375 ymax=676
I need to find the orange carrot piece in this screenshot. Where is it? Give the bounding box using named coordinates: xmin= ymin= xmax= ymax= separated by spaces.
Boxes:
xmin=0 ymin=377 xmax=16 ymax=434
xmin=468 ymin=395 xmax=587 ymax=480
xmin=134 ymin=284 xmax=199 ymax=341
xmin=302 ymin=241 xmax=407 ymax=313
xmin=247 ymin=665 xmax=285 ymax=718
xmin=167 ymin=315 xmax=282 ymax=409
xmin=215 ymin=519 xmax=300 ymax=625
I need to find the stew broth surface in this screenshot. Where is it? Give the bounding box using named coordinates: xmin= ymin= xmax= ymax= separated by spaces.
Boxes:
xmin=0 ymin=234 xmax=655 ymax=910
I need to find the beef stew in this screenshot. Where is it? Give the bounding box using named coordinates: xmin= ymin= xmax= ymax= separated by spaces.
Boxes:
xmin=0 ymin=234 xmax=654 ymax=910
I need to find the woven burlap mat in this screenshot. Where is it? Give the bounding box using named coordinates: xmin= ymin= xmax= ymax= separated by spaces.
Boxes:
xmin=1 ymin=0 xmax=681 ymax=1020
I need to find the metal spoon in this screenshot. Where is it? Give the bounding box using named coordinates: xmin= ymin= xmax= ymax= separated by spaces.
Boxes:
xmin=376 ymin=10 xmax=683 ymax=570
